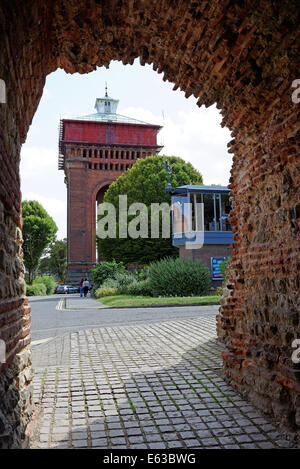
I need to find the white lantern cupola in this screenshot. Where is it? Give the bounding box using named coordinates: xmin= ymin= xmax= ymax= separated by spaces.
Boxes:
xmin=94 ymin=84 xmax=119 ymax=114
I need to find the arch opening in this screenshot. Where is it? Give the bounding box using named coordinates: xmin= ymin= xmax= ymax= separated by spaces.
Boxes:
xmin=0 ymin=0 xmax=299 ymax=448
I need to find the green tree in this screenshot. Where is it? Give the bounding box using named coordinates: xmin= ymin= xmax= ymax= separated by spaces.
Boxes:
xmin=96 ymin=155 xmax=203 ymax=265
xmin=41 ymin=238 xmax=67 ymax=283
xmin=22 ymin=201 xmax=57 ymax=283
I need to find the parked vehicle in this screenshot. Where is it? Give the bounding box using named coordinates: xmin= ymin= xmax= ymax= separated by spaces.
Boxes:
xmin=54 ymin=285 xmax=79 ymax=294
xmin=55 ymin=284 xmax=67 ymax=294
xmin=66 ymin=286 xmax=79 ymax=294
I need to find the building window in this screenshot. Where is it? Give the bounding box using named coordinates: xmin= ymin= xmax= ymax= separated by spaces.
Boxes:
xmin=220 ymin=193 xmax=231 ymax=231
xmin=203 ymin=194 xmax=215 ymax=231
xmin=189 ymin=193 xmax=232 ymax=232
xmin=83 ymin=149 xmax=86 ymax=158
xmin=94 ymin=149 xmax=98 ymax=158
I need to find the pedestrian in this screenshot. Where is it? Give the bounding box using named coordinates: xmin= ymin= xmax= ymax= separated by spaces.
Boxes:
xmin=79 ymin=278 xmax=84 ymax=297
xmin=83 ymin=278 xmax=90 ymax=298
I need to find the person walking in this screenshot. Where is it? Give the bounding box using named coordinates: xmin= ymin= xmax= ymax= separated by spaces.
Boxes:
xmin=79 ymin=278 xmax=84 ymax=297
xmin=83 ymin=278 xmax=90 ymax=298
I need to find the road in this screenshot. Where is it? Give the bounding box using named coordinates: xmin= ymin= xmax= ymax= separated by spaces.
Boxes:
xmin=29 ymin=294 xmax=219 ymax=343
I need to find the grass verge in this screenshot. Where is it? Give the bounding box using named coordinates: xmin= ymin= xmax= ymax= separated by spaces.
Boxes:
xmin=98 ymin=294 xmax=220 ymax=307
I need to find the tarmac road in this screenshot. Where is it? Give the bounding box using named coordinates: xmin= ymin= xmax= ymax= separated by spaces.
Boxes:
xmin=29 ymin=294 xmax=219 ymax=343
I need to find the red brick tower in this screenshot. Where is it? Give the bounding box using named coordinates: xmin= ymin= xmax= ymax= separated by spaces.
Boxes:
xmin=59 ymin=89 xmax=163 ymax=284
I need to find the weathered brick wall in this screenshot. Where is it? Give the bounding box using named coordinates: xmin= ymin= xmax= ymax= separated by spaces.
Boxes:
xmin=217 ymin=97 xmax=300 ymax=436
xmin=0 ymin=0 xmax=299 ymax=446
xmin=0 ymin=0 xmax=54 ymax=448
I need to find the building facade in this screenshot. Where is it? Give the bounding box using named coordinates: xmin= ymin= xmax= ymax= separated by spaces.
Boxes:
xmin=59 ymin=91 xmax=162 ymax=284
xmin=168 ymin=185 xmax=233 ymax=285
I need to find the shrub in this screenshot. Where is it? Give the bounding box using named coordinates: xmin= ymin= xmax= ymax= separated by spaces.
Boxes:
xmin=34 ymin=275 xmax=56 ymax=295
xmin=95 ymin=286 xmax=118 ymax=298
xmin=26 ymin=283 xmax=47 ymax=296
xmin=101 ymin=278 xmax=120 ymax=289
xmin=91 ymin=260 xmax=125 ymax=289
xmin=126 ymin=279 xmax=153 ymax=296
xmin=149 ymin=257 xmax=211 ymax=297
xmin=112 ymin=271 xmax=135 ymax=293
xmin=132 ymin=267 xmax=149 ymax=282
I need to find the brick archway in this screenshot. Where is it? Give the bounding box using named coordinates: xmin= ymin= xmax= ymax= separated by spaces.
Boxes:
xmin=0 ymin=0 xmax=299 ymax=447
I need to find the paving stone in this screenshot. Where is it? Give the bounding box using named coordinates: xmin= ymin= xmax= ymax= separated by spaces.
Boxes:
xmin=145 ymin=433 xmax=164 ymax=442
xmin=31 ymin=316 xmax=291 ymax=451
xmin=126 ymin=427 xmax=143 ymax=436
xmin=168 ymin=440 xmax=185 ymax=448
xmin=91 ymin=438 xmax=108 ymax=447
xmin=71 ymin=432 xmax=88 ymax=440
xmin=72 ymin=439 xmax=88 ymax=448
xmin=110 ymin=437 xmax=127 ymax=446
xmin=234 ymin=434 xmax=253 ymax=443
xmin=128 ymin=435 xmax=145 ymax=444
xmin=148 ymin=442 xmax=167 ymax=449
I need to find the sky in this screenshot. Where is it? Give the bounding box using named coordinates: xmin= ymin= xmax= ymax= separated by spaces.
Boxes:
xmin=20 ymin=59 xmax=232 ymax=240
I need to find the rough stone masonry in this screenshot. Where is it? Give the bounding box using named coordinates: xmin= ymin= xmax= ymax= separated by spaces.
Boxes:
xmin=0 ymin=0 xmax=299 ymax=448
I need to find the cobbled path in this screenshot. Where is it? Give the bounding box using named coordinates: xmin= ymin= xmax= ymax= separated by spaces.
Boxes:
xmin=30 ymin=315 xmax=294 ymax=449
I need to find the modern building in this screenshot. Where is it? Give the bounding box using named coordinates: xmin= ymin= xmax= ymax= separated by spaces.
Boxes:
xmin=167 ymin=184 xmax=233 ymax=283
xmin=59 ymin=89 xmax=163 ymax=284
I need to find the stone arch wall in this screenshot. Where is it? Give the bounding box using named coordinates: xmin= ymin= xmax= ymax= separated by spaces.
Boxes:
xmin=0 ymin=0 xmax=299 ymax=447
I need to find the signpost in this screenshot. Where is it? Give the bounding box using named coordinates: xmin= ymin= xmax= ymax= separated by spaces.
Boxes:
xmin=211 ymin=256 xmax=227 ymax=280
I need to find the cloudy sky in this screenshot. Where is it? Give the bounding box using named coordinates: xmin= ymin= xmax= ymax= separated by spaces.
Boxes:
xmin=20 ymin=59 xmax=232 ymax=239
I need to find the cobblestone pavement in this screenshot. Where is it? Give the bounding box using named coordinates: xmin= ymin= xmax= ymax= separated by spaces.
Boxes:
xmin=30 ymin=315 xmax=294 ymax=449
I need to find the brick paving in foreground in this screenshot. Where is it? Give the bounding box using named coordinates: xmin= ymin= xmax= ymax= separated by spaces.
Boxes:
xmin=30 ymin=315 xmax=294 ymax=449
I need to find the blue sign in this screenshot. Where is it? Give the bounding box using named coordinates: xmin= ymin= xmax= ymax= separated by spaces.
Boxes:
xmin=211 ymin=257 xmax=227 ymax=280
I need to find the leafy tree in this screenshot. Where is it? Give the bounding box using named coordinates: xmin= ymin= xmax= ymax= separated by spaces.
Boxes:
xmin=41 ymin=238 xmax=67 ymax=283
xmin=22 ymin=201 xmax=57 ymax=283
xmin=96 ymin=155 xmax=203 ymax=265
